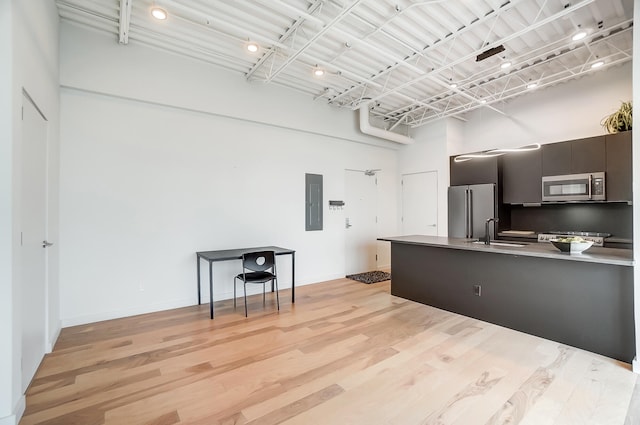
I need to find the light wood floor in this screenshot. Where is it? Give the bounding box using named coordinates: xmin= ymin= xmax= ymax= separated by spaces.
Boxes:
xmin=21 ymin=277 xmax=640 ymax=425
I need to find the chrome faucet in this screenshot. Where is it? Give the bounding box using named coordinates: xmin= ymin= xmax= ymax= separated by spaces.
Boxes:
xmin=485 ymin=218 xmax=499 ymax=245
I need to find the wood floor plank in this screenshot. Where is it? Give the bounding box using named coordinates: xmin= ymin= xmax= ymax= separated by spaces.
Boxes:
xmin=20 ymin=278 xmax=638 ymax=425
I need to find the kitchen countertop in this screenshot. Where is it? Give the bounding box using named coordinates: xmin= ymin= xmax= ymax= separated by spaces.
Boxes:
xmin=378 ymin=235 xmax=634 ymax=266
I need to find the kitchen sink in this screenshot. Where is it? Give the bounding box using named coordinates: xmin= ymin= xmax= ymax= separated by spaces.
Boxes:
xmin=472 ymin=241 xmax=526 ymax=248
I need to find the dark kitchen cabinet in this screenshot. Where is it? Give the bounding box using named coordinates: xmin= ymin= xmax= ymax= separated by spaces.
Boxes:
xmin=542 ymin=142 xmax=571 ymax=176
xmin=571 ymin=136 xmax=605 ymax=173
xmin=449 ymin=155 xmax=499 ymax=186
xmin=502 ymin=148 xmax=542 ymax=204
xmin=542 ymin=136 xmax=605 ymax=176
xmin=605 ymin=131 xmax=632 ymax=202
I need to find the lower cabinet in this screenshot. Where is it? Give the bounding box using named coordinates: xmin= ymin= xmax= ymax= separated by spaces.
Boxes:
xmin=390 ymin=243 xmax=634 ymax=363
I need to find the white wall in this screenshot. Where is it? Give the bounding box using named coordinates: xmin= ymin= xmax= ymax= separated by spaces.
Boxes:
xmin=58 ymin=22 xmax=400 ymax=326
xmin=1 ymin=1 xmax=60 ymax=424
xmin=453 ymin=62 xmax=632 ymax=154
xmin=632 ymin=0 xmax=639 ymax=374
xmin=397 ymin=119 xmax=450 ymax=237
xmin=0 ymin=1 xmax=15 ymax=422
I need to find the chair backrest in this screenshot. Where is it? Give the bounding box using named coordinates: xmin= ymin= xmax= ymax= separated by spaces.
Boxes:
xmin=242 ymin=251 xmax=276 ymax=272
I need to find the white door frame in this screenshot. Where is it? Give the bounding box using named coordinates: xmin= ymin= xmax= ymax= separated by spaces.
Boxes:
xmin=20 ymin=90 xmax=49 ymax=391
xmin=344 ymin=169 xmax=379 ymax=275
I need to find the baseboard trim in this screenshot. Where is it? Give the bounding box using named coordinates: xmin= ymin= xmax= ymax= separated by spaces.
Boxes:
xmin=0 ymin=395 xmax=25 ymax=425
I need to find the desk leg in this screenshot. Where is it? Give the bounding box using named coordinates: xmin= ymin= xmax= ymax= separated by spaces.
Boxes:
xmin=291 ymin=252 xmax=295 ymax=303
xmin=197 ymin=255 xmax=201 ymax=305
xmin=209 ymin=261 xmax=214 ymax=319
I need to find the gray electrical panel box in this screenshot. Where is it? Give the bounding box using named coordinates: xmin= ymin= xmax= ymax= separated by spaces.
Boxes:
xmin=305 ymin=173 xmax=323 ymax=231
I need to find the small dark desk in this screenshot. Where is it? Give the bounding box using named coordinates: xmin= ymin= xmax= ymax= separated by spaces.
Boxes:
xmin=196 ymin=246 xmax=295 ymax=318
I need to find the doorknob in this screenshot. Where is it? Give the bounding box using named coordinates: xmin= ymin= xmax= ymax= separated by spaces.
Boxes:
xmin=42 ymin=240 xmax=53 ymax=248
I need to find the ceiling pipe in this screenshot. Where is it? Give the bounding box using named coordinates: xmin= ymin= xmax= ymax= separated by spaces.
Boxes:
xmin=359 ymin=103 xmax=413 ymax=145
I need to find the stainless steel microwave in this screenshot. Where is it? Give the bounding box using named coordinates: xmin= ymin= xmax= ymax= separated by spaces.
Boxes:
xmin=541 ymin=172 xmax=605 ymax=202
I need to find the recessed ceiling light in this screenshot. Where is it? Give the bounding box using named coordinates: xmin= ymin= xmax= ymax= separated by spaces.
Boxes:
xmin=572 ymin=31 xmax=587 ymax=41
xmin=527 ymin=83 xmax=538 ymax=89
xmin=501 ymin=61 xmax=512 ymax=69
xmin=450 ymin=83 xmax=458 ymax=89
xmin=591 ymin=61 xmax=604 ymax=69
xmin=314 ymin=68 xmax=325 ymax=77
xmin=480 ymin=99 xmax=487 ymax=104
xmin=151 ymin=7 xmax=167 ymax=20
xmin=246 ymin=42 xmax=259 ymax=53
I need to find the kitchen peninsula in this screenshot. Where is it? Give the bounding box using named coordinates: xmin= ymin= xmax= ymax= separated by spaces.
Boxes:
xmin=379 ymin=235 xmax=634 ymax=363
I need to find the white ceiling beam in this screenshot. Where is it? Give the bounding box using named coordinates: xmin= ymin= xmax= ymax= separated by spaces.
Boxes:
xmin=118 ymin=0 xmax=132 ymax=44
xmin=265 ymin=0 xmax=366 ymax=82
xmin=361 ymin=0 xmax=596 ymax=107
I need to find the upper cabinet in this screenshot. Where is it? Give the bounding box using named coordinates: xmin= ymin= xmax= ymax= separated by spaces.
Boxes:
xmin=542 ymin=135 xmax=605 ymax=176
xmin=571 ymin=136 xmax=606 ymax=173
xmin=605 ymin=131 xmax=632 ymax=202
xmin=541 ymin=142 xmax=571 ymax=176
xmin=502 ymin=148 xmax=542 ymax=204
xmin=449 ymin=155 xmax=500 ymax=186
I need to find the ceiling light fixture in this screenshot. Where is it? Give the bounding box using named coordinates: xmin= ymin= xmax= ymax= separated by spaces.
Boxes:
xmin=501 ymin=61 xmax=512 ymax=69
xmin=476 ymin=45 xmax=505 ymax=62
xmin=480 ymin=99 xmax=487 ymax=104
xmin=454 ymin=143 xmax=541 ymax=162
xmin=246 ymin=42 xmax=259 ymax=53
xmin=450 ymin=83 xmax=458 ymax=89
xmin=527 ymin=82 xmax=538 ymax=89
xmin=591 ymin=61 xmax=604 ymax=69
xmin=313 ymin=67 xmax=325 ymax=77
xmin=151 ymin=7 xmax=167 ymax=20
xmin=572 ymin=31 xmax=587 ymax=41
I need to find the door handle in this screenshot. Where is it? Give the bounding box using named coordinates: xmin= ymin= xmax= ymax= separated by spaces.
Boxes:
xmin=345 ymin=218 xmax=352 ymax=229
xmin=42 ymin=240 xmax=53 ymax=248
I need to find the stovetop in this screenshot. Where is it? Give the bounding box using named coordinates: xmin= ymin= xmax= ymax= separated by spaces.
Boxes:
xmin=538 ymin=231 xmax=610 ymax=247
xmin=547 ymin=230 xmax=612 ymax=238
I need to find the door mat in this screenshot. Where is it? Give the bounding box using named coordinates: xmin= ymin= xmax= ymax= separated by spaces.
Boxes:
xmin=346 ymin=271 xmax=391 ymax=284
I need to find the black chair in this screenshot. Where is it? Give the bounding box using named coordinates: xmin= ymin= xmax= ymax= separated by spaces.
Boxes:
xmin=234 ymin=250 xmax=279 ymax=317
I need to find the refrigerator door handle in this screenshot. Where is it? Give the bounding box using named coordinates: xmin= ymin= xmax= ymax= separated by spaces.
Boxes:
xmin=465 ymin=189 xmax=472 ymax=238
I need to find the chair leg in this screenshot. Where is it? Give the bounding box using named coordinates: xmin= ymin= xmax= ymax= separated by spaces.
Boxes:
xmin=233 ymin=277 xmax=237 ymax=308
xmin=262 ymin=283 xmax=266 ymax=305
xmin=275 ymin=278 xmax=280 ymax=311
xmin=243 ymin=283 xmax=248 ymax=317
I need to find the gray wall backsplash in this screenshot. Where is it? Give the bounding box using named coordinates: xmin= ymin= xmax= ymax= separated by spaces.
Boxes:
xmin=509 ymin=203 xmax=632 ymax=238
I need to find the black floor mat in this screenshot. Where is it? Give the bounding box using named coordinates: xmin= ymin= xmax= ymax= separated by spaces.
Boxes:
xmin=346 ymin=271 xmax=391 ymax=284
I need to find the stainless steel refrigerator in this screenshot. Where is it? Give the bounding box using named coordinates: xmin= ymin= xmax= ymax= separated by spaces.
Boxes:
xmin=448 ymin=183 xmax=497 ymax=240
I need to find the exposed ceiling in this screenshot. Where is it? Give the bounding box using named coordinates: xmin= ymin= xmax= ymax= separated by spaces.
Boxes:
xmin=57 ymin=0 xmax=633 ymax=130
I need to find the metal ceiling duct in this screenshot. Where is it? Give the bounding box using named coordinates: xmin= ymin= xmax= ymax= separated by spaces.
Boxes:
xmin=359 ymin=103 xmax=413 ymax=145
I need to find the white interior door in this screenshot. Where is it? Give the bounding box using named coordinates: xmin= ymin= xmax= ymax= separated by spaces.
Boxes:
xmin=21 ymin=92 xmax=48 ymax=391
xmin=345 ymin=170 xmax=378 ymax=275
xmin=402 ymin=171 xmax=438 ymax=236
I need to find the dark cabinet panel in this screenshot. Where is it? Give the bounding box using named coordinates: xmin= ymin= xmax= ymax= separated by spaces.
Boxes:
xmin=571 ymin=135 xmax=605 ymax=173
xmin=390 ymin=242 xmax=634 ymax=362
xmin=502 ymin=149 xmax=542 ymax=204
xmin=541 ymin=142 xmax=571 ymax=176
xmin=449 ymin=156 xmax=499 ymax=186
xmin=606 ymin=131 xmax=632 ymax=202
xmin=542 ymin=136 xmax=606 ymax=176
